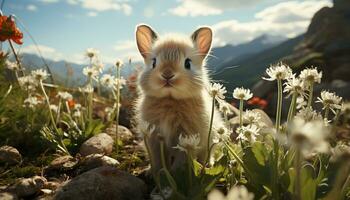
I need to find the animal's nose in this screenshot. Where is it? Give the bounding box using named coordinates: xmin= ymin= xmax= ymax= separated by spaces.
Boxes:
xmin=161 ymin=71 xmax=175 ymax=80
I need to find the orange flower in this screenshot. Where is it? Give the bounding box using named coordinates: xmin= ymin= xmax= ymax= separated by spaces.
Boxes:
xmin=0 ymin=15 xmax=23 ymax=45
xmin=248 ymin=96 xmax=268 ymax=109
xmin=68 ymin=99 xmax=75 ymax=109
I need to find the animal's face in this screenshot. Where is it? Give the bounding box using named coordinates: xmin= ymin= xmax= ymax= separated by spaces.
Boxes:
xmin=136 ymin=25 xmax=212 ymax=99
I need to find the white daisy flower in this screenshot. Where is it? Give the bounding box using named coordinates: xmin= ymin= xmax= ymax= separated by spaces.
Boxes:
xmin=236 ymin=124 xmax=260 ymax=142
xmin=73 ymin=104 xmax=82 ymax=110
xmin=100 ymin=74 xmax=116 ymax=88
xmin=85 ymin=48 xmax=99 ymax=59
xmin=299 ymin=67 xmax=322 ymax=88
xmin=50 ymin=104 xmax=59 ymax=113
xmin=6 ymin=60 xmax=19 ymax=71
xmin=79 ymin=85 xmax=94 ymax=93
xmin=208 ymin=185 xmax=254 ymax=200
xmin=289 ymin=118 xmax=330 ymax=157
xmin=114 ymin=77 xmax=127 ymax=90
xmin=208 ymin=83 xmax=227 ymax=100
xmin=243 ymin=110 xmax=262 ymax=126
xmin=18 ymin=75 xmax=37 ymax=90
xmin=212 ymin=126 xmax=231 ymax=143
xmin=23 ymin=96 xmax=41 ymax=108
xmin=115 ymin=59 xmax=124 ymax=68
xmin=316 ymin=91 xmax=342 ymax=114
xmin=31 ymin=69 xmax=49 ymax=81
xmin=296 ymin=96 xmax=307 ymax=110
xmin=283 ymin=75 xmax=304 ymax=97
xmin=174 ymin=134 xmax=201 ymax=156
xmin=83 ymin=67 xmax=99 ymax=80
xmin=233 ymin=87 xmax=253 ymax=101
xmin=92 ymin=61 xmax=104 ymax=73
xmin=73 ymin=110 xmax=81 ymax=118
xmin=263 ymin=62 xmax=292 ymax=81
xmin=56 ymin=91 xmax=73 ymax=101
xmin=295 ymin=107 xmax=323 ymax=122
xmin=219 ymin=101 xmax=233 ymax=115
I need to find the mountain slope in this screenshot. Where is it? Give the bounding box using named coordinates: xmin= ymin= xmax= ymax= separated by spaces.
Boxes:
xmin=208 ymin=34 xmax=286 ymax=70
xmin=212 ymin=35 xmax=304 ymax=93
xmin=18 ymin=53 xmax=141 ymax=86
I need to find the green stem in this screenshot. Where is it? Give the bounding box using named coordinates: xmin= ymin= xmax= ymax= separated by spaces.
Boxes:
xmin=324 ymin=107 xmax=330 ymax=121
xmin=287 ymin=93 xmax=297 ymax=124
xmin=205 ymin=97 xmax=215 ymax=167
xmin=115 ymin=66 xmax=121 ymax=154
xmin=307 ymin=81 xmax=314 ymax=108
xmin=56 ymin=98 xmax=62 ymax=124
xmin=88 ymin=77 xmax=93 ymax=122
xmin=8 ymin=39 xmax=25 ymax=77
xmin=224 ymin=142 xmax=253 ymax=178
xmin=276 ymin=79 xmax=283 ymax=133
xmin=294 ymin=147 xmax=302 ymax=200
xmin=239 ymin=99 xmax=244 ymax=128
xmin=39 ymin=80 xmax=69 ymax=154
xmin=272 ymin=139 xmax=280 ymax=200
xmin=341 ymin=174 xmax=350 ymax=200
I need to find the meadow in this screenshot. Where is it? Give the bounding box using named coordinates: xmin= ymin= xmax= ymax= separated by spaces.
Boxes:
xmin=0 ymin=10 xmax=350 ymax=200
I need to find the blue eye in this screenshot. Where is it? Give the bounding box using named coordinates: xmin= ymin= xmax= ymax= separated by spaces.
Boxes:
xmin=152 ymin=58 xmax=156 ymax=69
xmin=184 ymin=58 xmax=191 ymax=70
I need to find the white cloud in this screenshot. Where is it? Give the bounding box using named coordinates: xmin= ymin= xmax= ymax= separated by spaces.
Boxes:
xmin=255 ymin=0 xmax=331 ymax=23
xmin=20 ymin=45 xmax=64 ymax=62
xmin=169 ymin=0 xmax=262 ymax=17
xmin=114 ymin=40 xmax=142 ymax=62
xmin=27 ymin=4 xmax=38 ymax=11
xmin=169 ymin=0 xmax=222 ymax=17
xmin=211 ymin=0 xmax=332 ymax=46
xmin=38 ymin=0 xmax=59 ymax=3
xmin=67 ymin=0 xmax=132 ymax=15
xmin=87 ymin=11 xmax=98 ymax=17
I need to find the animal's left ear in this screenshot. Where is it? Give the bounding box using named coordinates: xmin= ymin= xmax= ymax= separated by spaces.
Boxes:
xmin=191 ymin=27 xmax=213 ymax=57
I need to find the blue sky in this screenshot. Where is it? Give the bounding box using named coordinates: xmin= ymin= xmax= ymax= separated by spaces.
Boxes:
xmin=4 ymin=0 xmax=332 ymax=65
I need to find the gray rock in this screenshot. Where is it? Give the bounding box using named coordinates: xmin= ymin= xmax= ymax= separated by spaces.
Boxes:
xmin=79 ymin=133 xmax=114 ymax=156
xmin=48 ymin=155 xmax=78 ymax=170
xmin=53 ymin=166 xmax=146 ymax=200
xmin=43 ymin=181 xmax=61 ymax=190
xmin=14 ymin=176 xmax=47 ymax=197
xmin=0 ymin=192 xmax=18 ymax=200
xmin=0 ymin=146 xmax=22 ymax=165
xmin=80 ymin=154 xmax=119 ymax=172
xmin=106 ymin=125 xmax=133 ymax=141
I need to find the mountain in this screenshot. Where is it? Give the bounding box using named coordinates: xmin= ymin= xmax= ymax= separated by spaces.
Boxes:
xmin=284 ymin=0 xmax=350 ymax=82
xmin=17 ymin=53 xmax=142 ymax=87
xmin=212 ymin=35 xmax=303 ymax=92
xmin=208 ymin=34 xmax=287 ymax=70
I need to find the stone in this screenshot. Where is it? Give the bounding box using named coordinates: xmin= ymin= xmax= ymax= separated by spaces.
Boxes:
xmin=0 ymin=192 xmax=18 ymax=200
xmin=14 ymin=176 xmax=47 ymax=197
xmin=79 ymin=154 xmax=119 ymax=172
xmin=53 ymin=166 xmax=146 ymax=200
xmin=79 ymin=133 xmax=114 ymax=156
xmin=48 ymin=155 xmax=78 ymax=170
xmin=106 ymin=125 xmax=133 ymax=141
xmin=0 ymin=146 xmax=22 ymax=165
xmin=43 ymin=181 xmax=61 ymax=191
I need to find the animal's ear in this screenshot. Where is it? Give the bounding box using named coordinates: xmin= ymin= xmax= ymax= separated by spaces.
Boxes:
xmin=135 ymin=24 xmax=158 ymax=59
xmin=191 ymin=27 xmax=212 ymax=57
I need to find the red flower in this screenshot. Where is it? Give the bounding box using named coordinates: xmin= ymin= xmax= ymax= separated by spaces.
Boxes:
xmin=68 ymin=99 xmax=75 ymax=109
xmin=248 ymin=96 xmax=268 ymax=109
xmin=0 ymin=15 xmax=23 ymax=45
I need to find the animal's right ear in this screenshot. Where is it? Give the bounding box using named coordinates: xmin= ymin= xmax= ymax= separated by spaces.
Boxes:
xmin=135 ymin=24 xmax=158 ymax=59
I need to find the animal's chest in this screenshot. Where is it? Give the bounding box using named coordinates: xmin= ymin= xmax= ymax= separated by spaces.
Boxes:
xmin=141 ymin=98 xmax=208 ymax=136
